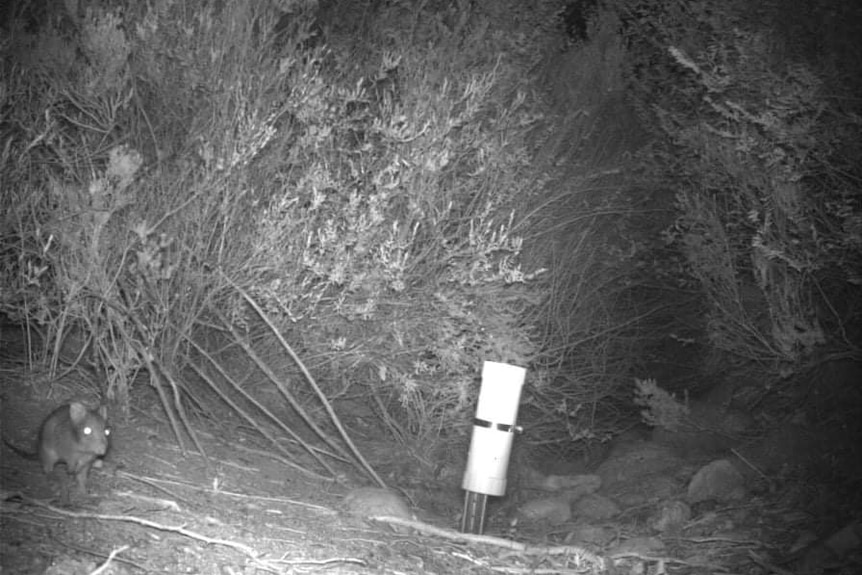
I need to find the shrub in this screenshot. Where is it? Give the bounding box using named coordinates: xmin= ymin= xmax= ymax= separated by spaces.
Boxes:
xmin=624 ymin=0 xmax=862 ymax=369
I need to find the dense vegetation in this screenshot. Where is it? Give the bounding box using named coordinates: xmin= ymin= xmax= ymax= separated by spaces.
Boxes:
xmin=1 ymin=0 xmax=859 ymax=476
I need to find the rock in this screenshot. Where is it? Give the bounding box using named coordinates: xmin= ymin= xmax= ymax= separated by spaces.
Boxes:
xmin=567 ymin=525 xmax=613 ymax=546
xmin=608 ymin=536 xmax=665 ymax=557
xmin=540 ymin=473 xmax=602 ymax=495
xmin=572 ymin=493 xmax=620 ymax=521
xmin=823 ymin=522 xmax=862 ymax=556
xmin=596 ymin=441 xmax=682 ymax=487
xmin=610 ymin=474 xmax=680 ymax=507
xmin=797 ymin=522 xmax=862 ymax=574
xmin=687 ymin=459 xmax=745 ymax=504
xmin=595 ymin=441 xmax=685 ymax=507
xmin=650 ymin=500 xmax=692 ymax=533
xmin=516 ymin=495 xmax=572 ymax=525
xmin=652 ymin=400 xmax=754 ymax=457
xmin=342 ymin=487 xmax=415 ymax=533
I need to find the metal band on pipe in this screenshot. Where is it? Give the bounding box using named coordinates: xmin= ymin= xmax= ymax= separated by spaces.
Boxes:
xmin=472 ymin=418 xmax=522 ymax=434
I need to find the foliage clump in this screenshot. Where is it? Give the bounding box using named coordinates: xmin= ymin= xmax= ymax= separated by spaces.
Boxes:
xmin=621 ymin=0 xmax=862 ymax=371
xmin=0 ymin=0 xmax=557 ymax=462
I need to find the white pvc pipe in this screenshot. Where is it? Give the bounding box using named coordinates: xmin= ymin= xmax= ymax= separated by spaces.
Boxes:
xmin=461 ymin=361 xmax=526 ymax=496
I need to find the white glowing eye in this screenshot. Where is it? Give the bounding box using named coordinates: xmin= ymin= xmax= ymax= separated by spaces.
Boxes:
xmin=105 ymin=429 xmax=111 ymax=436
xmin=83 ymin=427 xmax=93 ymax=436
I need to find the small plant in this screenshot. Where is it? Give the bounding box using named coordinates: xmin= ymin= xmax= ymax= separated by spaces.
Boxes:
xmin=633 ymin=378 xmax=689 ymax=432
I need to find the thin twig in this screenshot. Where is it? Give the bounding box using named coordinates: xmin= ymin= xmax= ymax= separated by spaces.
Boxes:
xmin=88 ymin=545 xmax=130 ymax=575
xmin=13 ymin=497 xmax=283 ymax=574
xmin=208 ymin=305 xmax=339 ymax=475
xmin=369 ymin=515 xmax=606 ymax=570
xmin=221 ymin=274 xmax=387 ymax=487
xmin=181 ymin=340 xmax=331 ymax=479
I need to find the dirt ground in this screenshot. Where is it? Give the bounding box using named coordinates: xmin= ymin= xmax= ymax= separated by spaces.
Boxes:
xmin=2 ymin=351 xmax=861 ymax=574
xmin=0 ymin=367 xmax=471 ymax=575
